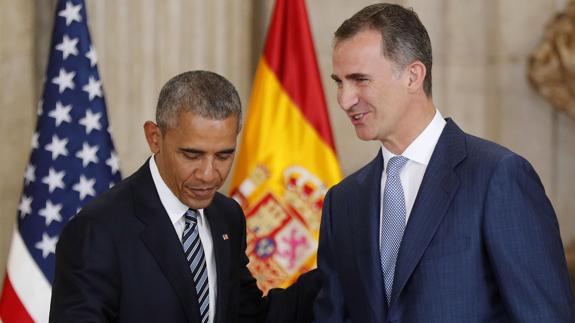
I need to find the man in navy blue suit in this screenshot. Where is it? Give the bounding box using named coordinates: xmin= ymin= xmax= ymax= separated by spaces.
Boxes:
xmin=314 ymin=3 xmax=575 ymax=322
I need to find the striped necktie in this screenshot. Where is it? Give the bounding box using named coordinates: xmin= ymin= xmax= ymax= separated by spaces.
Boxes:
xmin=380 ymin=156 xmax=408 ymax=305
xmin=182 ymin=209 xmax=210 ymax=323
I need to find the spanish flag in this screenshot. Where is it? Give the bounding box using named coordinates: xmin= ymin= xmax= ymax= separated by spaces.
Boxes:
xmin=230 ymin=0 xmax=342 ymax=291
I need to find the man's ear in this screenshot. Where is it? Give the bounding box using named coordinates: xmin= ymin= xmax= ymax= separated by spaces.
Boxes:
xmin=143 ymin=121 xmax=162 ymax=154
xmin=406 ymin=60 xmax=426 ymax=93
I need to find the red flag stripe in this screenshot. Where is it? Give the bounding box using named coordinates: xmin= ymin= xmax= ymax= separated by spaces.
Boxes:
xmin=264 ymin=0 xmax=336 ymax=151
xmin=0 ymin=274 xmax=35 ymax=323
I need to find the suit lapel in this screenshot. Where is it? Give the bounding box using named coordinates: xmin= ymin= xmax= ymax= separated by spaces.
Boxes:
xmin=350 ymin=150 xmax=387 ymax=321
xmin=131 ymin=163 xmax=201 ymax=323
xmin=390 ymin=119 xmax=466 ymax=306
xmin=203 ymin=198 xmax=231 ymax=323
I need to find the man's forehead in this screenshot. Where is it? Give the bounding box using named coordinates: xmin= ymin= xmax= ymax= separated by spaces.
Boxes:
xmin=334 ymin=30 xmax=382 ymax=55
xmin=335 ymin=28 xmax=382 ymax=47
xmin=160 ymin=116 xmax=237 ymax=148
xmin=170 ymin=111 xmax=237 ymax=129
xmin=333 ymin=36 xmax=384 ymax=76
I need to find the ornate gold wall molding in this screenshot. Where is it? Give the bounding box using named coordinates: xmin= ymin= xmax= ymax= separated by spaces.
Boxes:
xmin=529 ymin=0 xmax=575 ymax=120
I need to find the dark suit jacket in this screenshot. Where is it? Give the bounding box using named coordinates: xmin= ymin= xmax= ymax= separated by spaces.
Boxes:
xmin=314 ymin=119 xmax=575 ymax=322
xmin=49 ymin=162 xmax=319 ymax=323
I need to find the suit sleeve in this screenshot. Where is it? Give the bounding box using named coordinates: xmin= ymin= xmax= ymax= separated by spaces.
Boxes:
xmin=49 ymin=215 xmax=120 ymax=322
xmin=483 ymin=154 xmax=575 ymax=322
xmin=313 ymin=189 xmax=350 ymax=323
xmin=265 ymin=268 xmax=322 ymax=323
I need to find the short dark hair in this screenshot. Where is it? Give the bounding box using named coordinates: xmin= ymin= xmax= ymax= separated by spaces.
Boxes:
xmin=335 ymin=3 xmax=433 ymax=97
xmin=155 ymin=70 xmax=242 ymax=133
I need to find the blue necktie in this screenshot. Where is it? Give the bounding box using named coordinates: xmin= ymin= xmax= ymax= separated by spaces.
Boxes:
xmin=380 ymin=156 xmax=408 ymax=304
xmin=182 ymin=209 xmax=210 ymax=323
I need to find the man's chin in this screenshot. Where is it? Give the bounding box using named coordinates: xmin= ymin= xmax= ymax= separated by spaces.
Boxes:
xmin=182 ymin=195 xmax=216 ymax=210
xmin=355 ymin=130 xmax=376 ymax=142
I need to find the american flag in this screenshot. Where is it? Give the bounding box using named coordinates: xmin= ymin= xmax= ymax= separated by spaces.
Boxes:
xmin=0 ymin=1 xmax=121 ymax=322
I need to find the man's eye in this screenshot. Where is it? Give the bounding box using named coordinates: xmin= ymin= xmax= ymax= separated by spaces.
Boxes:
xmin=183 ymin=153 xmax=200 ymax=160
xmin=216 ymin=153 xmax=233 ymax=160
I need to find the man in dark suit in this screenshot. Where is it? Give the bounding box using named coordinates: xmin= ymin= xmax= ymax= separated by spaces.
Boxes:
xmin=49 ymin=70 xmax=319 ymax=323
xmin=314 ymin=3 xmax=575 ymax=322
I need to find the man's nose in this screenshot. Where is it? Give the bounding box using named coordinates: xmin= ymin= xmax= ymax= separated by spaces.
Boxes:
xmin=196 ymin=159 xmax=217 ymax=182
xmin=338 ymin=85 xmax=359 ymax=111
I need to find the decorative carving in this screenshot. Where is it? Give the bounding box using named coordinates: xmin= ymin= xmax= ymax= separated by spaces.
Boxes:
xmin=529 ymin=1 xmax=575 ymax=120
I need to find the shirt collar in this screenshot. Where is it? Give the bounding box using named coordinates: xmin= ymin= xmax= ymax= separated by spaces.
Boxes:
xmin=380 ymin=109 xmax=446 ymax=167
xmin=149 ymin=156 xmax=202 ymax=225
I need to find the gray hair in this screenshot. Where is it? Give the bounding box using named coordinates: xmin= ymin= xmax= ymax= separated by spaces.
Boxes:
xmin=155 ymin=70 xmax=242 ymax=132
xmin=334 ymin=3 xmax=433 ymax=97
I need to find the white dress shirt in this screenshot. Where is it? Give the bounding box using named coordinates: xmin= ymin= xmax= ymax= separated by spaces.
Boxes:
xmin=149 ymin=156 xmax=216 ymax=323
xmin=379 ymin=110 xmax=446 ymax=245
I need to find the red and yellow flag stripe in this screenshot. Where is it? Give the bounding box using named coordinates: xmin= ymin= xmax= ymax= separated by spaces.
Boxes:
xmin=230 ymin=0 xmax=342 ymax=291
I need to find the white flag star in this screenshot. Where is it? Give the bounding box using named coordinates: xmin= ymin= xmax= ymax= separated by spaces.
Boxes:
xmin=52 ymin=68 xmax=75 ymax=93
xmin=48 ymin=101 xmax=72 ymax=126
xmin=38 ymin=200 xmax=63 ymax=226
xmin=45 ymin=135 xmax=69 ymax=160
xmin=73 ymin=175 xmax=96 ymax=200
xmin=85 ymin=45 xmax=98 ymax=67
xmin=58 ymin=1 xmax=82 ymax=26
xmin=24 ymin=164 xmax=36 ymax=185
xmin=79 ymin=109 xmax=102 ymax=134
xmin=42 ymin=167 xmax=66 ymax=193
xmin=35 ymin=233 xmax=58 ymax=259
xmin=31 ymin=132 xmax=39 ymax=149
xmin=76 ymin=142 xmax=99 ymax=167
xmin=106 ymin=151 xmax=120 ymax=174
xmin=18 ymin=195 xmax=33 ymax=218
xmin=55 ymin=34 xmax=79 ymax=59
xmin=82 ymin=76 xmax=103 ymax=101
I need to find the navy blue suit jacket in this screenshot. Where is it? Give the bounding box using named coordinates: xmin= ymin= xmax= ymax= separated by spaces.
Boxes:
xmin=49 ymin=162 xmax=319 ymax=323
xmin=314 ymin=119 xmax=575 ymax=322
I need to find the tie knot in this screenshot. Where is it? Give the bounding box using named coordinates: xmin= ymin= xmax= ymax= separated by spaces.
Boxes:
xmin=386 ymin=156 xmax=408 ymax=177
xmin=184 ymin=209 xmax=199 ymax=224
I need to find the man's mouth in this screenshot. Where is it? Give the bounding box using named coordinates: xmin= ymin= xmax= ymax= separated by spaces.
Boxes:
xmin=189 ymin=187 xmax=217 ymax=198
xmin=350 ymin=112 xmax=368 ymax=123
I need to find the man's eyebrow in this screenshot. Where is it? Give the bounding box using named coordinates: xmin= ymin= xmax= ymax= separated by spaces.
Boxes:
xmin=217 ymin=148 xmax=236 ymax=154
xmin=331 ymin=73 xmax=370 ymax=82
xmin=178 ymin=148 xmax=204 ymax=154
xmin=178 ymin=148 xmax=236 ymax=154
xmin=345 ymin=73 xmax=369 ymax=80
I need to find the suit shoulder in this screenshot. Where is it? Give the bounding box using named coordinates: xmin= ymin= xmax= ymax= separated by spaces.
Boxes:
xmin=466 ymin=134 xmax=521 ymax=162
xmin=213 ymin=192 xmax=241 ymax=210
xmin=464 ymin=133 xmax=523 ymax=165
xmin=454 ymin=131 xmax=543 ymax=191
xmin=208 ymin=192 xmax=247 ymax=238
xmin=212 ymin=192 xmax=244 ymax=219
xmin=75 ymin=171 xmax=138 ymax=223
xmin=329 ymin=155 xmax=378 ymax=196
